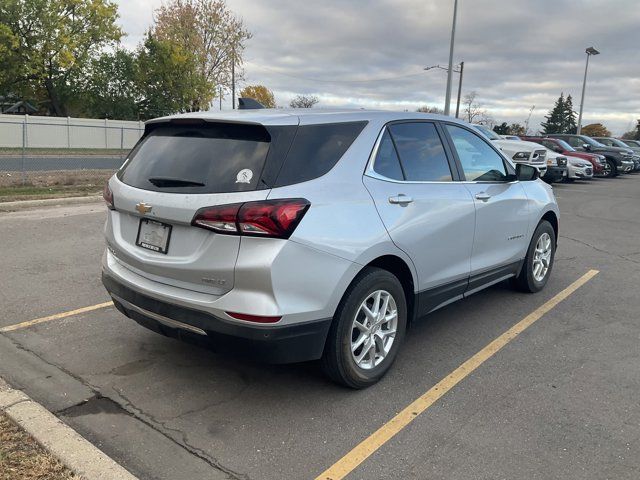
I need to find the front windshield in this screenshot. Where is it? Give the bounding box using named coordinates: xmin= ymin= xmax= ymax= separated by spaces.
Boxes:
xmin=555 ymin=139 xmax=575 ymax=152
xmin=583 ymin=136 xmax=606 ymax=147
xmin=608 ymin=138 xmax=632 ymax=148
xmin=474 ymin=125 xmax=501 ymax=140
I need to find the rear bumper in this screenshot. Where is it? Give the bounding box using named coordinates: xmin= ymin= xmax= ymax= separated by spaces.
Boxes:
xmin=103 ymin=272 xmax=332 ymax=364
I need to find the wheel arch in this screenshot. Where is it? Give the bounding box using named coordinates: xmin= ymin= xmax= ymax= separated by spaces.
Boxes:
xmin=362 ymin=254 xmax=417 ymax=324
xmin=540 ymin=210 xmax=559 ymax=242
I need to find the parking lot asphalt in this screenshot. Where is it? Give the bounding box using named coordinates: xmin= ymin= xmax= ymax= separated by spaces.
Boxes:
xmin=1 ymin=176 xmax=639 ymax=480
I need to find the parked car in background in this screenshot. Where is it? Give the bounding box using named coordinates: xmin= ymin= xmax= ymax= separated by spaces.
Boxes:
xmin=473 ymin=124 xmax=547 ymax=175
xmin=545 ymin=134 xmax=635 ymax=176
xmin=565 ymin=156 xmax=594 ymax=181
xmin=619 ymin=139 xmax=640 ymax=149
xmin=594 ymin=137 xmax=640 ymax=171
xmin=521 ymin=136 xmax=607 ymax=177
xmin=102 ymin=109 xmax=559 ymax=388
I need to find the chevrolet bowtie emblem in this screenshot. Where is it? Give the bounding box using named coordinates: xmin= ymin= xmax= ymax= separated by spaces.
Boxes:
xmin=135 ymin=202 xmax=152 ymax=214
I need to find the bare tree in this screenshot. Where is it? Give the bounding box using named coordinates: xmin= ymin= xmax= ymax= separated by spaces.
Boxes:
xmin=417 ymin=105 xmax=444 ymax=114
xmin=463 ymin=91 xmax=486 ymax=124
xmin=289 ymin=95 xmax=319 ymax=108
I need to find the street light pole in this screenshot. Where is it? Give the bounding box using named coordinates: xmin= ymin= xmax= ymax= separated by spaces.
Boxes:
xmin=444 ymin=0 xmax=459 ymax=116
xmin=577 ymin=46 xmax=600 ymax=134
xmin=455 ymin=61 xmax=464 ymax=118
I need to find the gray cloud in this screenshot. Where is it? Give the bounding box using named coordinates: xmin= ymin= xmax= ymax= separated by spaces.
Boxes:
xmin=114 ymin=0 xmax=640 ymax=134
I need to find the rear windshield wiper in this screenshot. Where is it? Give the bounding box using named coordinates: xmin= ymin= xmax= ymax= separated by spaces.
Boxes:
xmin=148 ymin=177 xmax=205 ymax=188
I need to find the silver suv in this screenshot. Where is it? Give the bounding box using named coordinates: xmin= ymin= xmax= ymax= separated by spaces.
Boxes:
xmin=102 ymin=110 xmax=559 ymax=388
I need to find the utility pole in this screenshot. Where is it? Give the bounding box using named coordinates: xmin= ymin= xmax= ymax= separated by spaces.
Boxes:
xmin=444 ymin=0 xmax=459 ymax=116
xmin=455 ymin=61 xmax=464 ymax=118
xmin=577 ymin=46 xmax=600 ymax=134
xmin=231 ymin=49 xmax=236 ymax=110
xmin=219 ymin=87 xmax=223 ymax=110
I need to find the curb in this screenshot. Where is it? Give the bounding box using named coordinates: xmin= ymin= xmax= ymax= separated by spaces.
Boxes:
xmin=0 ymin=378 xmax=138 ymax=480
xmin=0 ymin=195 xmax=102 ymax=212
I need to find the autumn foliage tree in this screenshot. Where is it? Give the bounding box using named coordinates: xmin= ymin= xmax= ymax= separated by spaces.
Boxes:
xmin=581 ymin=123 xmax=611 ymax=137
xmin=153 ymin=0 xmax=251 ymax=111
xmin=240 ymin=85 xmax=276 ymax=108
xmin=0 ymin=0 xmax=122 ymax=116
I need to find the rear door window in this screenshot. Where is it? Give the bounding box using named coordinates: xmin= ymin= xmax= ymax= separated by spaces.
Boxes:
xmin=387 ymin=122 xmax=452 ymax=182
xmin=119 ymin=123 xmax=272 ymax=194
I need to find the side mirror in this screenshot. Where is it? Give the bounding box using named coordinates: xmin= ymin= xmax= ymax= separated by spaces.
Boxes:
xmin=582 ymin=143 xmax=591 ymax=151
xmin=554 ymin=146 xmax=563 ymax=153
xmin=516 ymin=163 xmax=540 ymax=181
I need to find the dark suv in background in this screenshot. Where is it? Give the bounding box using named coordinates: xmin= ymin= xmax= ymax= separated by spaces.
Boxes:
xmin=594 ymin=137 xmax=640 ymax=171
xmin=545 ymin=134 xmax=635 ymax=177
xmin=521 ymin=136 xmax=606 ymax=177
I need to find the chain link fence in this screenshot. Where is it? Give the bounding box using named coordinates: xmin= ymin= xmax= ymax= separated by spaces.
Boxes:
xmin=0 ymin=115 xmax=144 ymax=199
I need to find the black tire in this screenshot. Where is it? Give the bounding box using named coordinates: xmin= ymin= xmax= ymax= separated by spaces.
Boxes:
xmin=604 ymin=159 xmax=617 ymax=178
xmin=321 ymin=267 xmax=407 ymax=389
xmin=563 ymin=177 xmax=575 ymax=183
xmin=513 ymin=220 xmax=556 ymax=293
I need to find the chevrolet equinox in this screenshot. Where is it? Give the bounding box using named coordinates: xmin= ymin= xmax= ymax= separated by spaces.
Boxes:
xmin=102 ymin=110 xmax=559 ymax=388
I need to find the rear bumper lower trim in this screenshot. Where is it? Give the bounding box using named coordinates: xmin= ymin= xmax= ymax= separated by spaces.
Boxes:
xmin=110 ymin=293 xmax=207 ymax=336
xmin=102 ymin=272 xmax=332 ymax=364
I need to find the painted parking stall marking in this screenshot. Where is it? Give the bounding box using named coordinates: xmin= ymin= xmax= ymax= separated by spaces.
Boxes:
xmin=0 ymin=302 xmax=113 ymax=333
xmin=315 ymin=269 xmax=599 ymax=480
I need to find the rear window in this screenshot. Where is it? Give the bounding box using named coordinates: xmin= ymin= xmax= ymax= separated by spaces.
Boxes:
xmin=119 ymin=123 xmax=272 ymax=194
xmin=119 ymin=121 xmax=367 ymax=193
xmin=274 ymin=121 xmax=367 ymax=187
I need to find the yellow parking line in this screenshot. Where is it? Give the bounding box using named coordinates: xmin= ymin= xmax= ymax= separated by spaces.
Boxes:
xmin=315 ymin=269 xmax=599 ymax=480
xmin=0 ymin=302 xmax=113 ymax=333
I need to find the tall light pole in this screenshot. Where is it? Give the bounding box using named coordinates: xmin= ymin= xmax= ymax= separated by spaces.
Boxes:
xmin=444 ymin=0 xmax=459 ymax=116
xmin=455 ymin=61 xmax=464 ymax=118
xmin=577 ymin=46 xmax=600 ymax=134
xmin=424 ymin=62 xmax=463 ymax=115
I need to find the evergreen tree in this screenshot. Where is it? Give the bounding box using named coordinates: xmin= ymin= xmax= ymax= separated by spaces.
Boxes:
xmin=563 ymin=95 xmax=577 ymax=134
xmin=541 ymin=93 xmax=565 ymax=134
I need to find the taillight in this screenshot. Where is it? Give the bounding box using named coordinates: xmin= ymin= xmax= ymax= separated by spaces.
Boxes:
xmin=103 ymin=182 xmax=115 ymax=210
xmin=192 ymin=199 xmax=310 ymax=239
xmin=192 ymin=203 xmax=242 ymax=234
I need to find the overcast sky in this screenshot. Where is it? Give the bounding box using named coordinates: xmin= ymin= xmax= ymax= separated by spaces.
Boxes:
xmin=114 ymin=0 xmax=639 ymax=134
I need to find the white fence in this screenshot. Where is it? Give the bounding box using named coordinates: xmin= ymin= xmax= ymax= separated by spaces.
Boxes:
xmin=0 ymin=114 xmax=144 ymax=149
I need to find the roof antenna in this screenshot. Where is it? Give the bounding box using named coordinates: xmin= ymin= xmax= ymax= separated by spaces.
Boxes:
xmin=238 ymin=98 xmax=265 ymax=110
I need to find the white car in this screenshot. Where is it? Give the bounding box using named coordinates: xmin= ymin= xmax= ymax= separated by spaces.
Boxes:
xmin=566 ymin=156 xmax=594 ymax=181
xmin=473 ymin=125 xmax=547 ymax=176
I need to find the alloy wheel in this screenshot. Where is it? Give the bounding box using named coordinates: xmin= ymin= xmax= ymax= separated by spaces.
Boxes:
xmin=532 ymin=232 xmax=552 ymax=282
xmin=350 ymin=290 xmax=398 ymax=370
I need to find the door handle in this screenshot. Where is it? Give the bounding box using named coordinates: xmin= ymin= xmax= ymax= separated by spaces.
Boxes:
xmin=388 ymin=194 xmax=413 ymax=205
xmin=475 ymin=192 xmax=492 ymax=202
